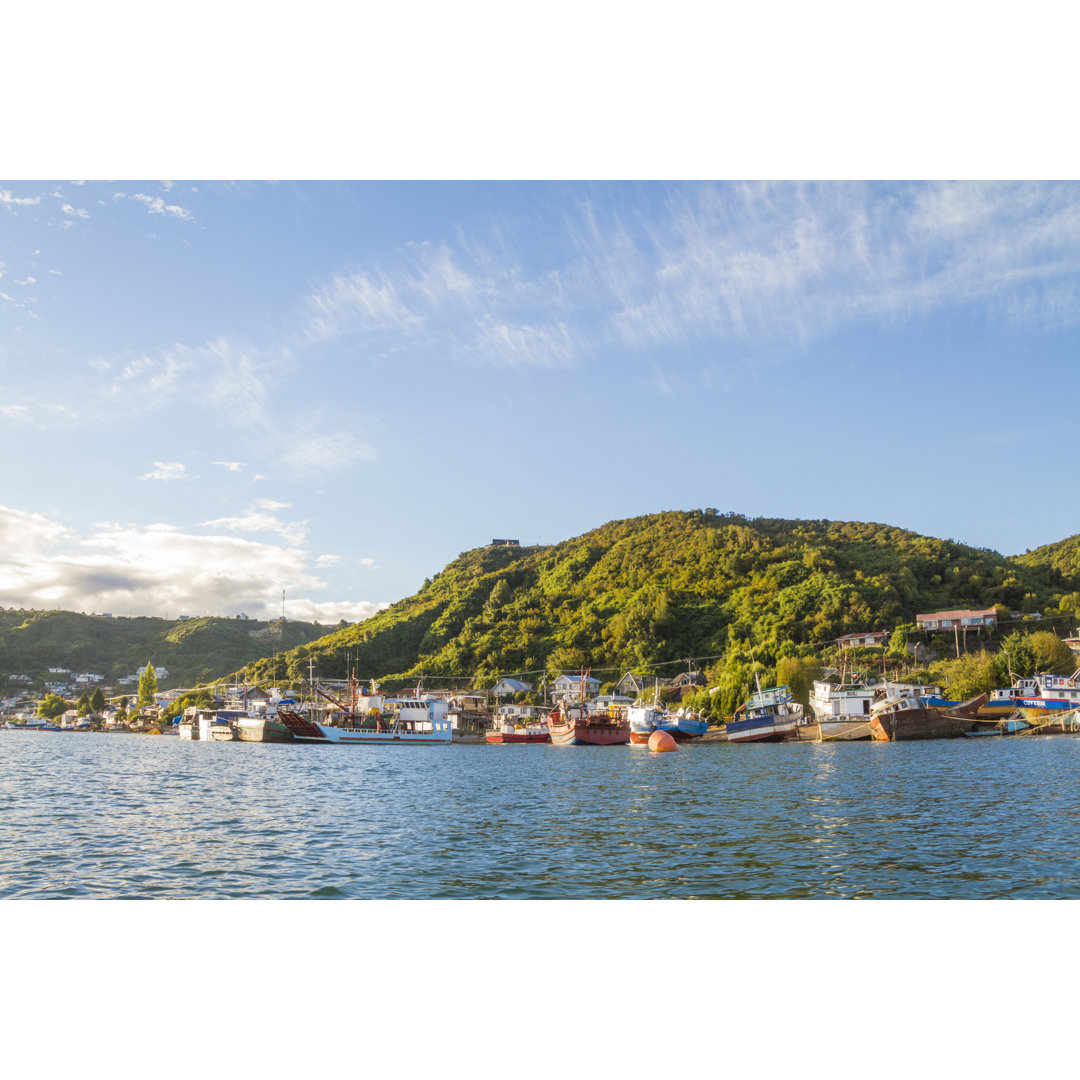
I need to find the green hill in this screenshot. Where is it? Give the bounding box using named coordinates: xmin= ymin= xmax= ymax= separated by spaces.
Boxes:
xmin=239 ymin=511 xmax=1074 ymax=692
xmin=0 ymin=611 xmax=328 ymax=690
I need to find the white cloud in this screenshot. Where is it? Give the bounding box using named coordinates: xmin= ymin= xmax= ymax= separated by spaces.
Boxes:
xmin=61 ymin=203 xmax=89 ymax=219
xmin=140 ymin=462 xmax=190 ymax=482
xmin=0 ymin=189 xmax=41 ymax=207
xmin=116 ymin=191 xmax=195 ymax=222
xmin=213 ymin=461 xmax=247 ymax=473
xmin=0 ymin=506 xmax=383 ymax=625
xmin=201 ymin=506 xmax=308 ymax=545
xmin=255 ymin=499 xmax=289 ymax=511
xmin=14 ymin=277 xmax=36 ymax=286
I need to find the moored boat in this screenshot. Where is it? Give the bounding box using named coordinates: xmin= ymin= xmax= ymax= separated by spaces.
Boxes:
xmin=868 ymin=693 xmax=987 ymax=741
xmin=289 ymin=697 xmax=455 ymax=745
xmin=548 ymin=700 xmax=630 ymax=746
xmin=485 ymin=704 xmax=550 ymax=743
xmin=726 ymin=685 xmax=803 ymax=743
xmin=627 ymin=706 xmax=707 ymax=744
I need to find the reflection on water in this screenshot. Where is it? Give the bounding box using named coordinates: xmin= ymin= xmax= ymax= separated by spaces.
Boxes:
xmin=2 ymin=732 xmax=1080 ymax=898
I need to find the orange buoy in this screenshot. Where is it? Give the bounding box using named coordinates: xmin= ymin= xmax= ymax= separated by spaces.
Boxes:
xmin=648 ymin=730 xmax=678 ymax=753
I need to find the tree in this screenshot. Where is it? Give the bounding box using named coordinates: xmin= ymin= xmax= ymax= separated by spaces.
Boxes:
xmin=75 ymin=692 xmax=91 ymax=716
xmin=1027 ymin=631 xmax=1076 ymax=676
xmin=37 ymin=693 xmax=68 ymax=720
xmin=137 ymin=663 xmax=159 ymax=706
xmin=775 ymin=656 xmax=823 ymax=708
xmin=90 ymin=688 xmax=105 ymax=713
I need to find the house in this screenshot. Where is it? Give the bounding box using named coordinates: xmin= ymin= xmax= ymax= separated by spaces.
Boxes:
xmin=7 ymin=674 xmax=32 ymax=683
xmin=488 ymin=539 xmax=520 ymax=547
xmin=491 ymin=677 xmax=533 ymax=698
xmin=916 ymin=609 xmax=998 ymax=631
xmin=672 ymin=671 xmax=707 ymax=689
xmin=615 ymin=672 xmax=665 ymax=698
xmin=837 ymin=630 xmax=891 ymax=649
xmin=137 ymin=665 xmax=169 ymax=679
xmin=550 ymin=672 xmax=600 ymax=700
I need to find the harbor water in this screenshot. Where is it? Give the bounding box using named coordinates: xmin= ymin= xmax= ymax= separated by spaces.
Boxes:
xmin=3 ymin=730 xmax=1080 ymax=899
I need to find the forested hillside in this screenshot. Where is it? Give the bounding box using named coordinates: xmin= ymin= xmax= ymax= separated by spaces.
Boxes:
xmin=0 ymin=611 xmax=328 ymax=688
xmin=240 ymin=512 xmax=1074 ymax=693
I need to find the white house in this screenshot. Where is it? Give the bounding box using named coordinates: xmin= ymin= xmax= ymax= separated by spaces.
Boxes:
xmin=550 ymin=673 xmax=600 ymax=700
xmin=837 ymin=630 xmax=891 ymax=649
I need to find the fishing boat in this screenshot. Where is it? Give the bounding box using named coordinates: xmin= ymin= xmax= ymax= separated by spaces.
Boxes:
xmin=233 ymin=694 xmax=300 ymax=743
xmin=725 ymin=685 xmax=803 ymax=743
xmin=548 ymin=701 xmax=630 ymax=746
xmin=485 ymin=705 xmax=551 ymax=743
xmin=868 ymin=692 xmax=987 ymax=741
xmin=627 ymin=705 xmax=707 ymax=744
xmin=286 ymin=697 xmax=455 ymax=745
xmin=809 ymin=672 xmax=947 ymax=741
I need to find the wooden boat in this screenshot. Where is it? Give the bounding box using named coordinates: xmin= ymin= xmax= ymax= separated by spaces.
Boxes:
xmin=869 ymin=693 xmax=987 ymax=741
xmin=725 ymin=685 xmax=803 ymax=743
xmin=548 ymin=701 xmax=630 ymax=746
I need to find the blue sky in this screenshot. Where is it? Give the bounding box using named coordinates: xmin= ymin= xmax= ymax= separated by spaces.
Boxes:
xmin=2 ymin=179 xmax=1079 ymax=622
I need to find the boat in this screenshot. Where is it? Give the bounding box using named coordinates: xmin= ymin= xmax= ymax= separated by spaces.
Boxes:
xmin=1 ymin=717 xmax=62 ymax=732
xmin=286 ymin=696 xmax=455 ymax=745
xmin=868 ymin=692 xmax=987 ymax=741
xmin=726 ymin=685 xmax=803 ymax=743
xmin=965 ymin=717 xmax=1032 ymax=737
xmin=627 ymin=705 xmax=707 ymax=744
xmin=446 ymin=693 xmax=494 ymax=744
xmin=233 ymin=696 xmax=299 ymax=743
xmin=547 ymin=700 xmax=630 ymax=746
xmin=809 ymin=671 xmax=947 ymax=741
xmin=485 ymin=705 xmax=551 ymax=744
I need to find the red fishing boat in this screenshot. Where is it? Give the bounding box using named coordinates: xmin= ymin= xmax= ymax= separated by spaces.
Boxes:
xmin=485 ymin=705 xmax=551 ymax=743
xmin=548 ymin=700 xmax=630 ymax=746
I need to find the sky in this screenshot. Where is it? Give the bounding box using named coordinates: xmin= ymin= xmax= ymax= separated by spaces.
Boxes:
xmin=2 ymin=179 xmax=1078 ymax=623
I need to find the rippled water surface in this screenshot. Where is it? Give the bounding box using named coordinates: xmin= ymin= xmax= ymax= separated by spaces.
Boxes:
xmin=3 ymin=731 xmax=1080 ymax=898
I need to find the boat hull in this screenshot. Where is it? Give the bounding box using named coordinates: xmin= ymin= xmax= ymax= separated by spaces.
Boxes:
xmin=295 ymin=722 xmax=453 ymax=745
xmin=485 ymin=730 xmax=551 ymax=744
xmin=869 ymin=709 xmax=977 ymax=741
xmin=817 ymin=719 xmax=873 ymax=741
xmin=236 ymin=716 xmax=296 ymax=743
xmin=725 ymin=716 xmax=800 ymax=743
xmin=549 ymin=720 xmax=630 ymax=746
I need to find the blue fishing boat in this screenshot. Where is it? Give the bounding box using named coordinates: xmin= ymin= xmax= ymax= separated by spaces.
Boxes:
xmin=726 ymin=685 xmax=802 ymax=743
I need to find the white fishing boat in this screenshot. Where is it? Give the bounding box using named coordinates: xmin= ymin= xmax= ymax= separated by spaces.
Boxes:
xmin=288 ymin=697 xmax=454 ymax=744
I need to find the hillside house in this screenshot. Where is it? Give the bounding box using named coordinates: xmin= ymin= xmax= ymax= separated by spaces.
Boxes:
xmin=491 ymin=677 xmax=533 ymax=698
xmin=551 ymin=672 xmax=600 ymax=700
xmin=916 ymin=609 xmax=997 ymax=631
xmin=615 ymin=672 xmax=667 ymax=698
xmin=837 ymin=630 xmax=890 ymax=649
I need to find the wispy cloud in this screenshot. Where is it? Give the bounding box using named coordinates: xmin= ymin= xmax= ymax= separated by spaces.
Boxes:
xmin=113 ymin=191 xmax=194 ymax=222
xmin=201 ymin=505 xmax=308 ymax=545
xmin=61 ymin=203 xmax=89 ymax=219
xmin=140 ymin=462 xmax=190 ymax=482
xmin=213 ymin=461 xmax=247 ymax=473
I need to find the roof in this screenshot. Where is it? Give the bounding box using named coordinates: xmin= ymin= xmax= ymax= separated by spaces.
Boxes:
xmin=492 ymin=677 xmax=532 ymax=693
xmin=916 ymin=608 xmax=997 ymax=621
xmin=552 ymin=672 xmax=599 ymax=684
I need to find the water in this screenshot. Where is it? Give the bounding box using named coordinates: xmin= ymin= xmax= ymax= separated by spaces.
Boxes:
xmin=3 ymin=730 xmax=1080 ymax=898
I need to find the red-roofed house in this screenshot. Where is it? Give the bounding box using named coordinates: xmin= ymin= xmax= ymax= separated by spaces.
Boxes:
xmin=916 ymin=608 xmax=998 ymax=631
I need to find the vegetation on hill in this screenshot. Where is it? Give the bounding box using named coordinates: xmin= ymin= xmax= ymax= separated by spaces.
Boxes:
xmin=0 ymin=611 xmax=328 ymax=689
xmin=239 ymin=512 xmax=1080 ymax=709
